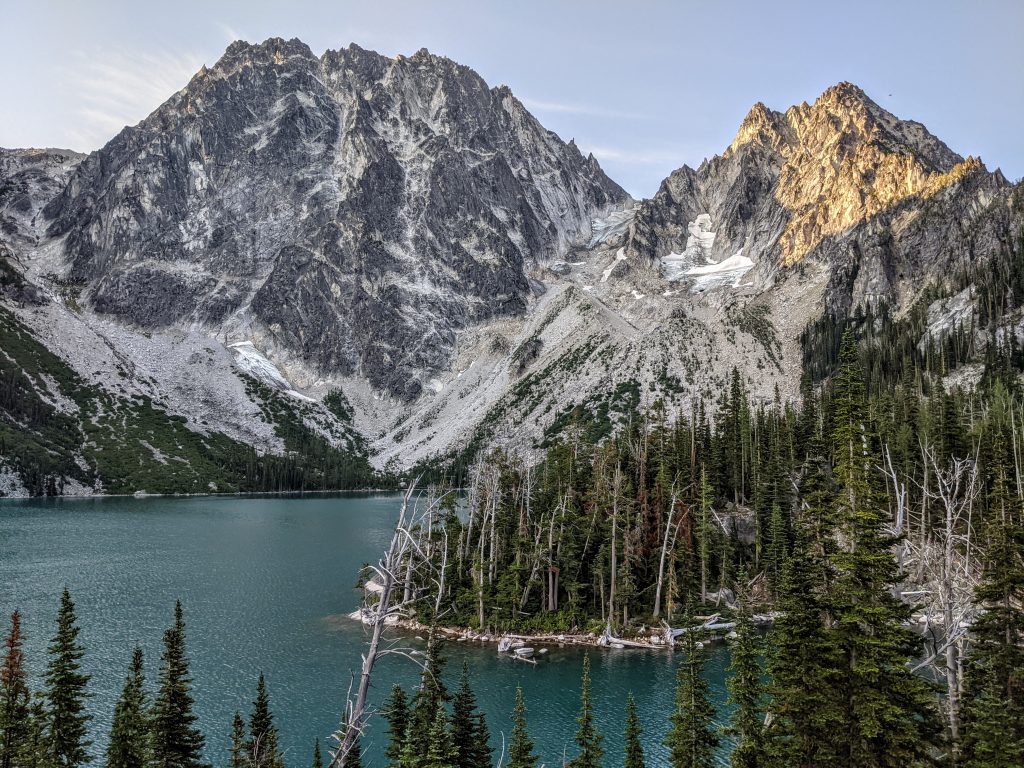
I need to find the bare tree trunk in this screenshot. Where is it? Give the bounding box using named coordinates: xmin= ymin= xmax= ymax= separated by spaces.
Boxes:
xmin=654 ymin=485 xmax=680 ymax=618
xmin=609 ymin=465 xmax=619 ymax=627
xmin=332 ymin=485 xmax=432 ymax=768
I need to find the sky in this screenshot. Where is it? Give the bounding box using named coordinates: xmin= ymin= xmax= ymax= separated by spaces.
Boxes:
xmin=2 ymin=0 xmax=1022 ymax=198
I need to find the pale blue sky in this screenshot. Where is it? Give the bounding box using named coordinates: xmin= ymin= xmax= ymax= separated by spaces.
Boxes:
xmin=3 ymin=0 xmax=1021 ymax=197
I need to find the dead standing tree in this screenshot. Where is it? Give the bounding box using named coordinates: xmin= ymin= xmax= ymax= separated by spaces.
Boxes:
xmin=916 ymin=448 xmax=981 ymax=757
xmin=328 ymin=482 xmax=452 ymax=768
xmin=883 ymin=445 xmax=981 ymax=757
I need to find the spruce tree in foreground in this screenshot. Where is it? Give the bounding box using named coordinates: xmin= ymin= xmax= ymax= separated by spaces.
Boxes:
xmin=828 ymin=330 xmax=941 ymax=765
xmin=961 ymin=486 xmax=1024 ymax=768
xmin=152 ymin=601 xmax=206 ymax=768
xmin=230 ymin=713 xmax=246 ymax=768
xmin=423 ymin=707 xmax=455 ymax=768
xmin=725 ymin=594 xmax=764 ymax=768
xmin=407 ymin=632 xmax=448 ymax=766
xmin=45 ymin=588 xmax=92 ymax=768
xmin=623 ymin=693 xmax=645 ymax=768
xmin=24 ymin=697 xmax=50 ymax=768
xmin=507 ymin=688 xmax=536 ymax=768
xmin=568 ymin=654 xmax=603 ymax=768
xmin=451 ymin=662 xmax=491 ymax=768
xmin=764 ymin=447 xmax=844 ymax=767
xmin=1 ymin=611 xmax=31 ymax=768
xmin=311 ymin=738 xmax=323 ymax=768
xmin=106 ymin=647 xmax=151 ymax=768
xmin=245 ymin=674 xmax=283 ymax=768
xmin=381 ymin=684 xmax=409 ymax=768
xmin=665 ymin=631 xmax=717 ymax=768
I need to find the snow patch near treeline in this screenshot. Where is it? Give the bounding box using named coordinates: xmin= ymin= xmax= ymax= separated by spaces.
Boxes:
xmin=661 ymin=213 xmax=754 ymax=290
xmin=229 ymin=341 xmax=314 ymax=402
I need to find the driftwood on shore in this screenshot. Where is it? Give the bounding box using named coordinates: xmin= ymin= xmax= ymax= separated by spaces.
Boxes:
xmin=346 ymin=602 xmax=778 ymax=653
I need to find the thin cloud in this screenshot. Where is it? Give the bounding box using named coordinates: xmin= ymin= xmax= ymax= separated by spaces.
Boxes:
xmin=218 ymin=23 xmax=248 ymax=44
xmin=61 ymin=48 xmax=208 ymax=150
xmin=581 ymin=144 xmax=690 ymax=166
xmin=519 ymin=97 xmax=647 ymax=121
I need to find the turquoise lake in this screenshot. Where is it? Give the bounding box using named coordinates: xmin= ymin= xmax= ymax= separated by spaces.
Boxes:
xmin=0 ymin=494 xmax=735 ymax=767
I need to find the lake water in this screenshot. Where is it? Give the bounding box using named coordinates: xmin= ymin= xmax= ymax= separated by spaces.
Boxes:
xmin=0 ymin=494 xmax=735 ymax=767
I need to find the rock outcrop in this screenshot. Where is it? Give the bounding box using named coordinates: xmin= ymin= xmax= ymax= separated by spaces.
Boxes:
xmin=45 ymin=39 xmax=626 ymax=399
xmin=626 ymin=82 xmax=1013 ymax=315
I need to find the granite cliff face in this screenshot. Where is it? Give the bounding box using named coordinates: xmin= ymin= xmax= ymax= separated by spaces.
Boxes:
xmin=2 ymin=65 xmax=1021 ymax=492
xmin=626 ymin=83 xmax=1013 ymax=315
xmin=44 ymin=38 xmax=626 ymax=399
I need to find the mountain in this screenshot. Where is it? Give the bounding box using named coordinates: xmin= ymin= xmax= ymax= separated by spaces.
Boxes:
xmin=44 ymin=38 xmax=625 ymax=400
xmin=1 ymin=47 xmax=1021 ymax=495
xmin=625 ymin=83 xmax=1014 ymax=316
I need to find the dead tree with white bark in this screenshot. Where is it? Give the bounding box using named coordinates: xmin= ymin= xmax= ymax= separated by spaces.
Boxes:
xmin=328 ymin=483 xmax=453 ymax=768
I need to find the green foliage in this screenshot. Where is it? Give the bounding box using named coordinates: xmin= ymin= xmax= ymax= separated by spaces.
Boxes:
xmin=244 ymin=674 xmax=284 ymax=768
xmin=507 ymin=688 xmax=536 ymax=768
xmin=665 ymin=631 xmax=718 ymax=768
xmin=0 ymin=307 xmax=384 ymax=496
xmin=450 ymin=663 xmax=491 ymax=768
xmin=151 ymin=602 xmax=206 ymax=768
xmin=567 ymin=654 xmax=603 ymax=768
xmin=382 ymin=685 xmax=410 ymax=768
xmin=724 ymin=597 xmax=764 ymax=768
xmin=404 ymin=634 xmax=449 ymax=768
xmin=422 ymin=708 xmax=455 ymax=768
xmin=961 ymin=478 xmax=1024 ymax=767
xmin=623 ymin=694 xmax=645 ymax=768
xmin=44 ymin=588 xmax=92 ymax=768
xmin=230 ymin=713 xmax=246 ymax=768
xmin=106 ymin=647 xmax=151 ymax=768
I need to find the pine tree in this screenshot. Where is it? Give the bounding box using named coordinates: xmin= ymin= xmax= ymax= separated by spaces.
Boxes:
xmin=422 ymin=708 xmax=455 ymax=768
xmin=311 ymin=739 xmax=323 ymax=768
xmin=23 ymin=697 xmax=49 ymax=768
xmin=245 ymin=674 xmax=283 ymax=768
xmin=665 ymin=631 xmax=717 ymax=768
xmin=568 ymin=654 xmax=603 ymax=768
xmin=961 ymin=481 xmax=1024 ymax=768
xmin=407 ymin=633 xmax=448 ymax=767
xmin=623 ymin=694 xmax=644 ymax=768
xmin=382 ymin=685 xmax=409 ymax=768
xmin=1 ymin=611 xmax=31 ymax=768
xmin=44 ymin=588 xmax=91 ymax=768
xmin=106 ymin=647 xmax=152 ymax=768
xmin=828 ymin=330 xmax=941 ymax=765
xmin=724 ymin=596 xmax=763 ymax=768
xmin=151 ymin=601 xmax=206 ymax=768
xmin=506 ymin=688 xmax=535 ymax=768
xmin=230 ymin=713 xmax=246 ymax=768
xmin=450 ymin=663 xmax=491 ymax=768
xmin=763 ymin=527 xmax=843 ymax=767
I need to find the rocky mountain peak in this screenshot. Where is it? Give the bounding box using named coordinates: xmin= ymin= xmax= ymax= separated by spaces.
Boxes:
xmin=728 ymin=101 xmax=791 ymax=156
xmin=626 ymin=81 xmax=1009 ymax=298
xmin=41 ymin=38 xmax=626 ymax=401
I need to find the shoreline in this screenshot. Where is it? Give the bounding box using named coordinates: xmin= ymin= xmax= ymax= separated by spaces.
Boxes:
xmin=345 ymin=608 xmax=684 ymax=651
xmin=0 ymin=487 xmax=403 ymax=503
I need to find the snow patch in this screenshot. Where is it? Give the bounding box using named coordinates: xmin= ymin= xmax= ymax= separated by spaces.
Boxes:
xmin=662 ymin=213 xmax=717 ymax=281
xmin=922 ymin=287 xmax=974 ymax=347
xmin=588 ymin=204 xmax=638 ymax=248
xmin=685 ymin=251 xmax=755 ymax=292
xmin=229 ymin=341 xmax=314 ymax=402
xmin=601 ymin=248 xmax=627 ymax=283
